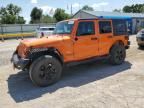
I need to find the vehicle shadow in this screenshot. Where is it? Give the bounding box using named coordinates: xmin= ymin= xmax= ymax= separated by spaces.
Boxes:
xmin=7 ymin=60 xmax=132 ymax=103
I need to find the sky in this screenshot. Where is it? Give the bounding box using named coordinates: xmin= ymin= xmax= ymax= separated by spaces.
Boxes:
xmin=0 ymin=0 xmax=144 ymax=23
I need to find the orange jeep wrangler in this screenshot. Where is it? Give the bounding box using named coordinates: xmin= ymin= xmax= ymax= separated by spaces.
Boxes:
xmin=11 ymin=18 xmax=130 ymax=87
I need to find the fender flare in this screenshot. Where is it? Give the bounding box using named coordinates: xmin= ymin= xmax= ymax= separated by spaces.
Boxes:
xmin=109 ymin=40 xmax=125 ymax=53
xmin=28 ymin=47 xmax=64 ymax=65
xmin=48 ymin=47 xmax=64 ymax=64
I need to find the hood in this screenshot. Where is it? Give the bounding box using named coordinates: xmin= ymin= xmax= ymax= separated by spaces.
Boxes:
xmin=20 ymin=35 xmax=70 ymax=48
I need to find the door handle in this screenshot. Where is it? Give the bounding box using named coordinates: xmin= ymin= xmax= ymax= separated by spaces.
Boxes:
xmin=91 ymin=37 xmax=98 ymax=40
xmin=108 ymin=36 xmax=113 ymax=38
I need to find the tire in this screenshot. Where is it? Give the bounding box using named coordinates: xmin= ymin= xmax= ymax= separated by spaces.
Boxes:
xmin=109 ymin=44 xmax=126 ymax=65
xmin=29 ymin=55 xmax=62 ymax=87
xmin=138 ymin=44 xmax=144 ymax=48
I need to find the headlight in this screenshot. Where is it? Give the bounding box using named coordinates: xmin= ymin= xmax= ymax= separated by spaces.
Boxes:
xmin=17 ymin=43 xmax=29 ymax=58
xmin=136 ymin=32 xmax=142 ymax=37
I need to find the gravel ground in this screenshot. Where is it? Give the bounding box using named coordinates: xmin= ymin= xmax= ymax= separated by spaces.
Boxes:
xmin=0 ymin=36 xmax=144 ymax=108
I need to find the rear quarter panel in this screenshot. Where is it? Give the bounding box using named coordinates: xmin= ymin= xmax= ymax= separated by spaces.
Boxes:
xmin=112 ymin=35 xmax=128 ymax=47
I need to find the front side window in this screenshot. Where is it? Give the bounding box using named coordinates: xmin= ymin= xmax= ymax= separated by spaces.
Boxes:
xmin=99 ymin=21 xmax=112 ymax=34
xmin=53 ymin=21 xmax=74 ymax=34
xmin=76 ymin=21 xmax=95 ymax=36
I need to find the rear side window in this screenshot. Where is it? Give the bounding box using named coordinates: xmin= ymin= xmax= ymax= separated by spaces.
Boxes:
xmin=99 ymin=21 xmax=112 ymax=34
xmin=39 ymin=27 xmax=55 ymax=31
xmin=112 ymin=19 xmax=127 ymax=35
xmin=76 ymin=21 xmax=95 ymax=36
xmin=40 ymin=28 xmax=49 ymax=31
xmin=49 ymin=28 xmax=55 ymax=31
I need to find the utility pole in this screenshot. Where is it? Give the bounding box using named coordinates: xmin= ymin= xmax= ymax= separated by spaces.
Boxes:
xmin=71 ymin=4 xmax=73 ymax=16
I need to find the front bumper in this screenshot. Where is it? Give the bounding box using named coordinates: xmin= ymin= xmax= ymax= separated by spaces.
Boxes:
xmin=11 ymin=52 xmax=30 ymax=70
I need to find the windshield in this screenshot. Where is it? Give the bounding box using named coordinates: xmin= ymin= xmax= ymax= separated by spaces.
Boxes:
xmin=53 ymin=21 xmax=74 ymax=34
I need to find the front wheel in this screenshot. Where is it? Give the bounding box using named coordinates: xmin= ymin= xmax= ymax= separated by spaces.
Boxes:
xmin=29 ymin=55 xmax=62 ymax=87
xmin=109 ymin=44 xmax=126 ymax=65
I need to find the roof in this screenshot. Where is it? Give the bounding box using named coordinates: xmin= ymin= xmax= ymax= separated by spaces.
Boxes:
xmin=73 ymin=10 xmax=144 ymax=19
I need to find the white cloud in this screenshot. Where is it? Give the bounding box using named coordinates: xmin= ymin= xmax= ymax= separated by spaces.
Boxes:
xmin=72 ymin=3 xmax=80 ymax=9
xmin=92 ymin=2 xmax=109 ymax=10
xmin=71 ymin=2 xmax=109 ymax=12
xmin=31 ymin=0 xmax=37 ymax=4
xmin=25 ymin=17 xmax=30 ymax=24
xmin=40 ymin=6 xmax=56 ymax=16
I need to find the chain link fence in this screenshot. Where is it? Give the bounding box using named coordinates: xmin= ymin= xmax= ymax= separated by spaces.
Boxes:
xmin=0 ymin=23 xmax=56 ymax=41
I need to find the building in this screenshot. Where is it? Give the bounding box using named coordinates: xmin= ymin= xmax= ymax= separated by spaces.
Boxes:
xmin=72 ymin=10 xmax=144 ymax=34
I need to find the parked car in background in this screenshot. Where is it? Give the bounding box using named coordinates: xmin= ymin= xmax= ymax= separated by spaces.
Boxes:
xmin=36 ymin=27 xmax=55 ymax=38
xmin=136 ymin=29 xmax=144 ymax=47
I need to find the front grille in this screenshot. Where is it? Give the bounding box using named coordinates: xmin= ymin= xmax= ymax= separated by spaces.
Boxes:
xmin=29 ymin=48 xmax=48 ymax=54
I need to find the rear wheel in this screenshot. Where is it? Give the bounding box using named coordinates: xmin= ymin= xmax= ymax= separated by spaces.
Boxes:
xmin=29 ymin=55 xmax=62 ymax=87
xmin=109 ymin=44 xmax=126 ymax=65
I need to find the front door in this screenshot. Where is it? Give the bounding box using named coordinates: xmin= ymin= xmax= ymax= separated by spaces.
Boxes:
xmin=74 ymin=20 xmax=99 ymax=60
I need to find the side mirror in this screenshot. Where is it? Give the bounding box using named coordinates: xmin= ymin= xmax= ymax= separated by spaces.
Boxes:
xmin=74 ymin=37 xmax=78 ymax=41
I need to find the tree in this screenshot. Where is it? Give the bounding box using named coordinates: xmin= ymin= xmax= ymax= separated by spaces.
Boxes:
xmin=6 ymin=3 xmax=21 ymax=15
xmin=123 ymin=5 xmax=133 ymax=13
xmin=16 ymin=16 xmax=26 ymax=24
xmin=41 ymin=15 xmax=56 ymax=23
xmin=54 ymin=8 xmax=70 ymax=22
xmin=113 ymin=9 xmax=122 ymax=12
xmin=82 ymin=5 xmax=94 ymax=11
xmin=0 ymin=4 xmax=25 ymax=24
xmin=123 ymin=4 xmax=144 ymax=13
xmin=1 ymin=14 xmax=16 ymax=24
xmin=30 ymin=7 xmax=43 ymax=23
xmin=0 ymin=17 xmax=1 ymax=24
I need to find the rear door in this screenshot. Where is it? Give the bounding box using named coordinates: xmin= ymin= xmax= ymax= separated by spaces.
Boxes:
xmin=74 ymin=20 xmax=99 ymax=59
xmin=97 ymin=20 xmax=113 ymax=55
